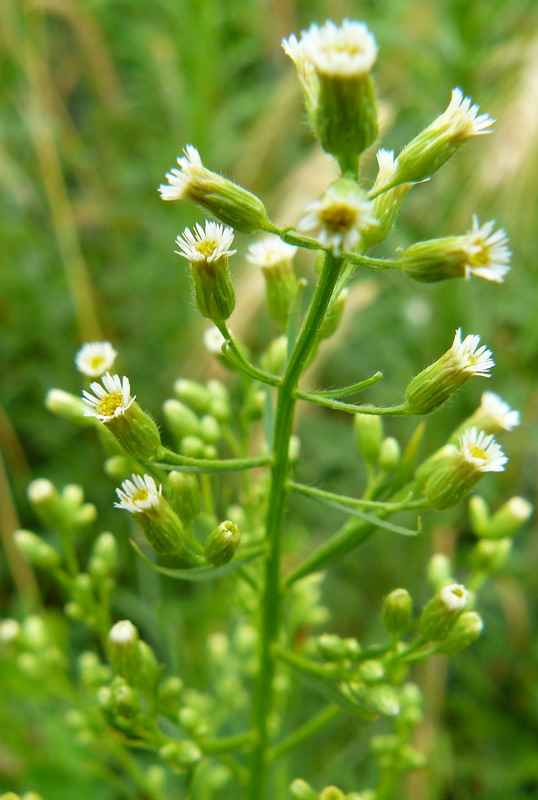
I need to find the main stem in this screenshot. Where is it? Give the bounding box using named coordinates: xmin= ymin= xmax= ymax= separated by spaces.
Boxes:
xmin=247 ymin=252 xmax=343 ymax=800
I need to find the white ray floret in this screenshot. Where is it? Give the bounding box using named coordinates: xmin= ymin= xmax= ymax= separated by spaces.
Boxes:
xmin=458 ymin=427 xmax=508 ymax=473
xmin=82 ymin=373 xmax=135 ymax=421
xmin=75 ymin=341 xmax=117 ymax=377
xmin=296 ymin=19 xmax=377 ymax=77
xmin=114 ymin=474 xmax=162 ymax=514
xmin=298 ymin=185 xmax=378 ymax=254
xmin=462 ymin=216 xmax=511 ymax=282
xmin=440 ymin=583 xmax=469 ymax=611
xmin=479 ymin=391 xmax=520 ymax=431
xmin=450 ymin=329 xmax=495 ymax=377
xmin=246 ymin=236 xmax=297 ymax=268
xmin=439 ymin=87 xmax=495 ymax=138
xmin=158 ymin=145 xmax=207 ymax=201
xmin=175 ymin=221 xmax=236 ymax=264
xmin=204 ymin=326 xmax=227 ymax=354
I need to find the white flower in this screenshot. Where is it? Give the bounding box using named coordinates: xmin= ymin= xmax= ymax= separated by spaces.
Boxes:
xmin=82 ymin=373 xmax=135 ymax=422
xmin=75 ymin=341 xmax=117 ymax=377
xmin=374 ymin=149 xmax=399 ymax=187
xmin=450 ymin=329 xmax=495 ymax=377
xmin=440 ymin=583 xmax=469 ymax=611
xmin=478 ymin=391 xmax=520 ymax=431
xmin=461 ymin=216 xmax=511 ymax=282
xmin=437 ymin=87 xmax=494 ymax=140
xmin=158 ymin=145 xmax=207 ymax=201
xmin=298 ymin=183 xmax=378 ymax=254
xmin=458 ymin=427 xmax=508 ymax=473
xmin=204 ymin=326 xmax=227 ymax=354
xmin=109 ymin=620 xmax=138 ymax=645
xmin=114 ymin=473 xmax=162 ymax=514
xmin=292 ymin=19 xmax=377 ymax=77
xmin=175 ymin=221 xmax=236 ymax=264
xmin=246 ymin=236 xmax=297 ymax=268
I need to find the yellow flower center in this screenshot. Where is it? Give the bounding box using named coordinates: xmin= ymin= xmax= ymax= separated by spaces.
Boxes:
xmin=320 ymin=203 xmax=357 ymax=233
xmin=131 ymin=489 xmax=149 ymax=504
xmin=451 ymin=586 xmax=465 ymax=599
xmin=196 ymin=239 xmax=218 ymax=258
xmin=90 ymin=355 xmax=105 ymax=370
xmin=469 ymin=445 xmax=486 ymax=461
xmin=96 ymin=391 xmax=124 ymax=417
xmin=468 ymin=240 xmax=490 ymax=268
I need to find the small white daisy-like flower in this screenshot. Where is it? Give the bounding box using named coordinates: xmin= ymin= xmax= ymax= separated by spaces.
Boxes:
xmin=281 ymin=33 xmax=312 ymax=74
xmin=109 ymin=619 xmax=138 ymax=645
xmin=298 ymin=19 xmax=377 ymax=77
xmin=298 ymin=183 xmax=378 ymax=254
xmin=114 ymin=473 xmax=162 ymax=514
xmin=458 ymin=427 xmax=508 ymax=473
xmin=450 ymin=329 xmax=495 ymax=377
xmin=461 ymin=216 xmax=511 ymax=283
xmin=478 ymin=391 xmax=520 ymax=431
xmin=158 ymin=145 xmax=205 ymax=201
xmin=438 ymin=87 xmax=495 ymax=140
xmin=175 ymin=221 xmax=236 ymax=264
xmin=75 ymin=341 xmax=117 ymax=377
xmin=440 ymin=583 xmax=469 ymax=611
xmin=246 ymin=236 xmax=297 ymax=268
xmin=82 ymin=373 xmax=135 ymax=422
xmin=203 ymin=326 xmax=227 ymax=354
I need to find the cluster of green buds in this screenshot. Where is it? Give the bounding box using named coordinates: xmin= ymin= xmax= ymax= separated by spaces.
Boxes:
xmin=25 ymin=478 xmax=96 ymax=535
xmin=354 ymin=413 xmax=401 ymax=484
xmin=0 ymin=793 xmax=43 ymax=800
xmin=290 ymin=779 xmax=368 ymax=800
xmin=0 ymin=615 xmax=65 ymax=681
xmin=163 ymin=377 xmax=230 ymax=458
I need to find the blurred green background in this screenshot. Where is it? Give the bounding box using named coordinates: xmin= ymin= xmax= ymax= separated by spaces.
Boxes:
xmin=1 ymin=0 xmax=538 ymax=798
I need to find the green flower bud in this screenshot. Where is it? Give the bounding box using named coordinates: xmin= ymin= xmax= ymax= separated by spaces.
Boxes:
xmin=199 ymin=415 xmax=221 ymax=444
xmin=158 ymin=676 xmax=184 ymax=712
xmin=89 ymin=532 xmax=118 ymax=579
xmin=204 ymin=520 xmax=240 ymax=567
xmin=180 ymin=435 xmax=206 ymax=457
xmin=438 ymin=611 xmax=483 ymax=655
xmin=382 ymin=588 xmax=413 ymax=636
xmin=471 ymin=538 xmax=512 ymax=573
xmin=427 ymin=553 xmax=454 ymax=590
xmin=27 ymin=479 xmax=66 ymax=530
xmin=378 ymin=436 xmax=401 ymax=473
xmin=173 ymin=379 xmax=212 ymax=413
xmin=14 ymin=530 xmax=61 ymax=571
xmin=98 ymin=679 xmax=149 ymax=737
xmin=168 ymin=472 xmax=201 ymax=523
xmin=405 ymin=330 xmax=494 ymax=415
xmin=419 ymin=583 xmax=468 ymax=641
xmin=115 ymin=474 xmax=187 ymax=556
xmin=83 ymin=374 xmax=161 ymax=459
xmin=320 ymin=788 xmax=344 ymax=800
xmin=45 ymin=388 xmax=94 ymax=426
xmin=107 ymin=620 xmax=140 ymax=679
xmin=159 ymin=146 xmax=272 ymax=233
xmin=247 ymin=236 xmax=299 ymax=330
xmin=260 ymin=335 xmax=288 ymax=375
xmin=317 ymin=633 xmax=352 ymax=662
xmin=344 ymin=682 xmax=400 ymax=718
xmin=159 ymin=739 xmax=202 ymax=771
xmin=400 ymin=237 xmax=470 ymax=283
xmin=318 ymin=289 xmax=348 ymax=342
xmin=362 ymin=149 xmax=412 ymax=248
xmin=468 ymin=495 xmax=491 ymax=538
xmin=383 ymin=88 xmax=494 ymax=188
xmin=354 ymin=413 xmax=383 ymax=465
xmin=178 ymin=706 xmax=208 ymax=737
xmin=163 ymin=399 xmax=201 ymax=440
xmin=78 ymin=651 xmax=112 ymax=688
xmin=486 ymin=497 xmax=533 ymax=540
xmin=290 ymin=778 xmax=318 ymax=800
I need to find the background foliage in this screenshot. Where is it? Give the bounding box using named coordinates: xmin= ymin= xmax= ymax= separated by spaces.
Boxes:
xmin=1 ymin=0 xmax=537 ymax=798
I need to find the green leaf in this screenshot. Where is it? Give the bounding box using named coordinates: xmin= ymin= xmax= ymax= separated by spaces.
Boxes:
xmin=301 ymin=494 xmax=422 ymax=537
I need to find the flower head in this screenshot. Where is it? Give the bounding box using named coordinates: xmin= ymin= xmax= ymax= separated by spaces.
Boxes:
xmin=158 ymin=145 xmax=206 ymax=202
xmin=82 ymin=373 xmax=135 ymax=422
xmin=203 ymin=326 xmax=226 ymax=354
xmin=438 ymin=88 xmax=495 ymax=140
xmin=175 ymin=221 xmax=236 ymax=264
xmin=450 ymin=329 xmax=495 ymax=377
xmin=461 ymin=216 xmax=511 ymax=282
xmin=246 ymin=236 xmax=297 ymax=268
xmin=114 ymin=474 xmax=162 ymax=514
xmin=457 ymin=427 xmax=508 ymax=473
xmin=439 ymin=583 xmax=469 ymax=612
xmin=296 ymin=19 xmax=378 ymax=77
xmin=477 ymin=391 xmax=520 ymax=431
xmin=109 ymin=619 xmax=139 ymax=645
xmin=299 ymin=180 xmax=378 ymax=254
xmin=75 ymin=341 xmax=118 ymax=377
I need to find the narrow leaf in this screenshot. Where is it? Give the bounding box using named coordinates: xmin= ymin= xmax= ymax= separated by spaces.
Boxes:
xmin=130 ymin=540 xmax=265 ymax=581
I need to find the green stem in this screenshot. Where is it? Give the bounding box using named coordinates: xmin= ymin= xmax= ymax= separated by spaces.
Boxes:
xmin=216 ymin=322 xmax=282 ymax=387
xmin=155 ymin=448 xmax=271 ymax=474
xmin=311 ymin=371 xmax=383 ymax=398
xmin=198 ymin=730 xmax=255 ymax=755
xmin=295 ymin=392 xmax=409 ymax=416
xmin=288 ymin=481 xmax=423 ymax=512
xmin=247 ymin=252 xmax=343 ymax=800
xmin=269 ymin=704 xmax=341 ymax=762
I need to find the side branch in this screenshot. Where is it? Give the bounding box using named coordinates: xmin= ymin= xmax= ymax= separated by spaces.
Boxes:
xmin=155 ymin=448 xmax=272 ymax=474
xmin=296 ymin=391 xmax=409 ymax=416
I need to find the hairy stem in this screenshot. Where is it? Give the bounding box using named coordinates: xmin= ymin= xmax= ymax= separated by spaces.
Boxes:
xmin=247 ymin=252 xmax=343 ymax=800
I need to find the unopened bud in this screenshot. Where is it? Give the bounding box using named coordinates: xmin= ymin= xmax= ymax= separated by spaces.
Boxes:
xmin=486 ymin=497 xmax=533 ymax=540
xmin=14 ymin=530 xmax=61 ymax=571
xmin=471 ymin=538 xmax=512 ymax=573
xmin=419 ymin=583 xmax=468 ymax=641
xmin=199 ymin=415 xmax=221 ymax=444
xmin=382 ymin=588 xmax=412 ymax=636
xmin=204 ymin=521 xmax=240 ymax=566
xmin=104 ymin=455 xmax=141 ymax=481
xmin=319 ymin=289 xmax=348 ymax=342
xmin=468 ymin=495 xmax=490 ymax=538
xmin=173 ymin=379 xmax=212 ymax=413
xmin=320 ymin=788 xmax=345 ymax=800
xmin=354 ymin=413 xmax=383 ymax=465
xmin=378 ymin=437 xmax=400 ymax=473
xmin=107 ymin=620 xmax=140 ymax=679
xmin=163 ymin=399 xmax=200 ymax=441
xmin=260 ymin=335 xmax=288 ymax=375
xmin=438 ymin=611 xmax=483 ymax=655
xmin=46 ymin=388 xmax=94 ymax=426
xmin=89 ymin=532 xmax=118 ymax=579
xmin=290 ymin=778 xmax=318 ymax=800
xmin=168 ymin=472 xmax=201 ymax=523
xmin=159 ymin=739 xmax=202 ymax=770
xmin=427 ymin=553 xmax=454 ymax=589
xmin=247 ymin=236 xmax=299 ymax=330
